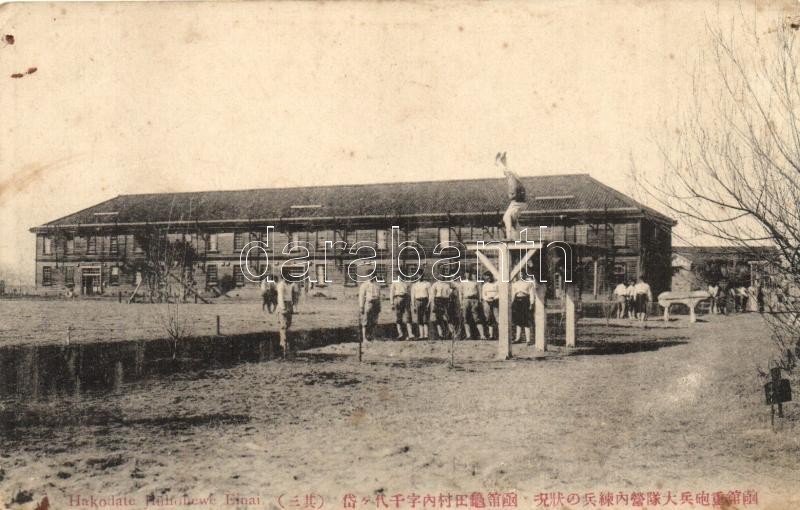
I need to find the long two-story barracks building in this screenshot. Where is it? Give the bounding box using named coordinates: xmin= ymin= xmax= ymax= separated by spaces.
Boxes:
xmin=30 ymin=173 xmax=675 ymax=300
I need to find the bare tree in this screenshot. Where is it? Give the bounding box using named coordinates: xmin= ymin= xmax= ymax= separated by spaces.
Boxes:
xmin=129 ymin=228 xmax=199 ymax=303
xmin=634 ymin=11 xmax=800 ymax=368
xmin=128 ymin=226 xmax=199 ymax=358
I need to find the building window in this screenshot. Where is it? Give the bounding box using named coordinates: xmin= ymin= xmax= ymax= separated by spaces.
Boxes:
xmin=401 ymin=263 xmax=420 ymax=280
xmin=109 ymin=235 xmax=119 ymax=255
xmin=374 ymin=262 xmax=388 ymax=284
xmin=315 ymin=232 xmax=329 ymax=250
xmin=291 ymin=232 xmax=302 ymax=245
xmin=64 ymin=266 xmax=75 ymax=285
xmin=66 ymin=237 xmax=74 ymax=254
xmin=87 ymin=235 xmax=97 ymax=254
xmin=233 ymin=265 xmax=245 ymax=287
xmin=206 ymin=234 xmax=218 ymax=252
xmin=613 ymin=262 xmax=627 ymax=284
xmin=587 ymin=225 xmax=612 ymax=247
xmin=43 ymin=236 xmax=53 ymax=255
xmin=233 ymin=232 xmax=246 ymax=252
xmin=315 ymin=264 xmax=327 ymax=287
xmin=376 ymin=230 xmax=388 ymax=251
xmin=110 ymin=266 xmax=120 ymax=285
xmin=438 ymin=227 xmax=451 ymax=247
xmin=613 ymin=225 xmax=627 ymax=247
xmin=42 ymin=266 xmax=52 ymax=286
xmin=243 ymin=257 xmax=259 ymax=279
xmin=206 ymin=265 xmax=218 ymax=287
xmin=575 ymin=224 xmax=588 ymax=245
xmin=345 ymin=262 xmax=359 ymax=286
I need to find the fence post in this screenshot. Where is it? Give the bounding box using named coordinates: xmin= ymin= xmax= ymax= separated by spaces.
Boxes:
xmin=216 ymin=315 xmax=221 ymax=336
xmin=66 ymin=326 xmax=72 ymax=345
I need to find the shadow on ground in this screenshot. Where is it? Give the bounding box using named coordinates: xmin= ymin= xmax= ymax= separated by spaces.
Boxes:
xmin=572 ymin=338 xmax=689 ymax=355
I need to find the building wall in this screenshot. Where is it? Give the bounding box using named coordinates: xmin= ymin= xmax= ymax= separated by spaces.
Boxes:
xmin=34 ymin=216 xmax=670 ymax=297
xmin=671 ymin=268 xmax=706 ymax=293
xmin=637 ymin=219 xmax=672 ymax=296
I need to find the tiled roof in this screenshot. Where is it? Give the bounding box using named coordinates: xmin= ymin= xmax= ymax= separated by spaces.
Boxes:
xmin=673 ymin=245 xmax=779 ymax=263
xmin=34 ymin=173 xmax=674 ymax=229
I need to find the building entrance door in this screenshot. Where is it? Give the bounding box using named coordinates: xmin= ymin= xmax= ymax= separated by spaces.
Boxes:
xmin=81 ymin=267 xmax=102 ymax=295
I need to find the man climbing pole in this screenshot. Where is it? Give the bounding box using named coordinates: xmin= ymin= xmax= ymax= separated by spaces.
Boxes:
xmin=497 ymin=152 xmax=527 ymax=240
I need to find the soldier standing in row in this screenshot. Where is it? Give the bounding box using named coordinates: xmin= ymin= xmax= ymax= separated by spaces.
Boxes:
xmin=481 ymin=272 xmax=499 ymax=339
xmin=511 ymin=272 xmax=536 ymax=344
xmin=460 ymin=271 xmax=487 ymax=340
xmin=411 ymin=274 xmax=432 ymax=339
xmin=390 ymin=274 xmax=415 ymax=340
xmin=432 ymin=277 xmax=455 ymax=340
xmin=359 ymin=274 xmax=382 ymax=343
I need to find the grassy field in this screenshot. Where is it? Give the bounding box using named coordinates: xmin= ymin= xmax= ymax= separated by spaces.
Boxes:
xmin=0 ymin=289 xmax=376 ymax=347
xmin=0 ymin=304 xmax=799 ymax=509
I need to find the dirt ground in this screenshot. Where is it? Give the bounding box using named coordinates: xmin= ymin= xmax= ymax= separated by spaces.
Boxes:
xmin=1 ymin=311 xmax=799 ymax=509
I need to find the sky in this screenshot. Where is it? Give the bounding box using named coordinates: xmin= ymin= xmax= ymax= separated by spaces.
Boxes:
xmin=0 ymin=0 xmax=794 ymax=284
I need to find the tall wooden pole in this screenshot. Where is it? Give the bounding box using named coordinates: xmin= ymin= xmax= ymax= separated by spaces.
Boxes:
xmin=565 ymin=283 xmax=576 ymax=348
xmin=497 ymin=245 xmax=512 ymax=360
xmin=534 ymin=283 xmax=547 ymax=351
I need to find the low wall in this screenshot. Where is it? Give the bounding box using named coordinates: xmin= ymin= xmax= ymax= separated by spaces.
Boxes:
xmin=0 ymin=324 xmax=387 ymax=401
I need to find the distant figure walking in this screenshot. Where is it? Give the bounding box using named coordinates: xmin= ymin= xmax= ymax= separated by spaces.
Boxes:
xmin=276 ymin=275 xmax=297 ymax=358
xmin=260 ymin=276 xmax=277 ymax=312
xmin=633 ymin=276 xmax=653 ymax=324
xmin=497 ymin=152 xmax=526 ymax=239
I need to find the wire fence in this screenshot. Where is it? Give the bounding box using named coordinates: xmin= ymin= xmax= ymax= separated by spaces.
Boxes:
xmin=0 ymin=309 xmax=295 ymax=345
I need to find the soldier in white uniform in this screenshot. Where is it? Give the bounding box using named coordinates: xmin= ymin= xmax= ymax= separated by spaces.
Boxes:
xmin=358 ymin=275 xmax=382 ymax=343
xmin=613 ymin=281 xmax=628 ymax=319
xmin=511 ymin=273 xmax=536 ymax=345
xmin=633 ymin=277 xmax=653 ymax=323
xmin=497 ymin=152 xmax=527 ymax=240
xmin=460 ymin=271 xmax=486 ymax=340
xmin=431 ymin=278 xmax=455 ymax=340
xmin=411 ymin=275 xmax=432 ymax=339
xmin=481 ymin=272 xmax=499 ymax=339
xmin=390 ymin=274 xmax=415 ymax=340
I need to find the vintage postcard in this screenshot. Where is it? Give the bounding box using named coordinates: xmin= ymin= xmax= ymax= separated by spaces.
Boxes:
xmin=1 ymin=1 xmax=798 ymax=509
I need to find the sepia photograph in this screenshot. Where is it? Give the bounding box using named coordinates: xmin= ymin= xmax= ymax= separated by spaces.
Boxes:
xmin=1 ymin=1 xmax=799 ymax=509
